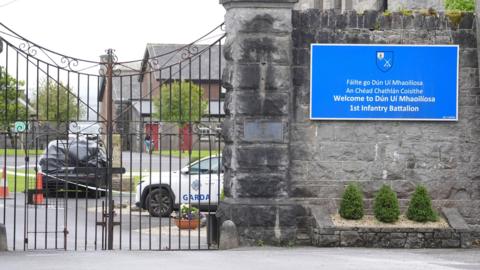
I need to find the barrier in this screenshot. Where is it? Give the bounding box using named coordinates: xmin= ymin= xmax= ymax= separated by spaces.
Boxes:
xmin=32 ymin=172 xmax=44 ymax=204
xmin=0 ymin=166 xmax=9 ymax=198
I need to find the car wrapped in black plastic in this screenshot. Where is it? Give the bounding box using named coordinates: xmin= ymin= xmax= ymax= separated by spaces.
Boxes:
xmin=38 ymin=137 xmax=108 ymax=196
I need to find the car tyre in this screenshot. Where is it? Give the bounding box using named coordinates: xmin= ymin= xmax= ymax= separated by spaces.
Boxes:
xmin=146 ymin=188 xmax=173 ymax=217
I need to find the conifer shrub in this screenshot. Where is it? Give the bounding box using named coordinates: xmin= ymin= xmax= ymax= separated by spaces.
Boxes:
xmin=374 ymin=185 xmax=400 ymax=223
xmin=406 ymin=185 xmax=438 ymax=222
xmin=445 ymin=0 xmax=474 ymax=12
xmin=339 ymin=183 xmax=364 ymax=220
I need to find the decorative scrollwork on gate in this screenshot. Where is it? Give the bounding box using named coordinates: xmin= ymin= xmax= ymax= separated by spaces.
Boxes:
xmin=60 ymin=56 xmax=80 ymax=71
xmin=19 ymin=41 xmax=38 ymax=56
xmin=181 ymin=45 xmax=199 ymax=60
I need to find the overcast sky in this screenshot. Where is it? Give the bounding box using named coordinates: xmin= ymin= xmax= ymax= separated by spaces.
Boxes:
xmin=0 ymin=0 xmax=226 ymax=120
xmin=0 ymin=0 xmax=226 ymax=61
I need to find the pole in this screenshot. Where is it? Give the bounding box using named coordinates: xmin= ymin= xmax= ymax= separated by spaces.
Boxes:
xmin=106 ymin=49 xmax=114 ymax=250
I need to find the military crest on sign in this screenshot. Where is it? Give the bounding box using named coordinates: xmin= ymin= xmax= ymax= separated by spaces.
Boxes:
xmin=376 ymin=51 xmax=393 ymax=72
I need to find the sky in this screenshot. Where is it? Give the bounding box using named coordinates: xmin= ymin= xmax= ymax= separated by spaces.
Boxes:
xmin=0 ymin=0 xmax=226 ymax=62
xmin=0 ymin=0 xmax=226 ymax=119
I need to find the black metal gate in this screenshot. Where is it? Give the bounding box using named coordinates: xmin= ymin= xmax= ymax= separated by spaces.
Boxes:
xmin=0 ymin=22 xmax=225 ymax=250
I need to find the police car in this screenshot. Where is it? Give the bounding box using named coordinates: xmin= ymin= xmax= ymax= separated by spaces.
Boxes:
xmin=134 ymin=155 xmax=223 ymax=217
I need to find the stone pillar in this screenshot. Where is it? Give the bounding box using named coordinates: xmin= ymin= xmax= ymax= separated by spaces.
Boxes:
xmin=294 ymin=0 xmax=324 ymax=10
xmin=388 ymin=0 xmax=445 ymax=12
xmin=219 ymin=0 xmax=304 ymax=245
xmin=353 ymin=0 xmax=384 ymax=12
xmin=342 ymin=0 xmax=353 ymax=11
xmin=0 ymin=224 xmax=7 ymax=251
xmin=477 ymin=0 xmax=480 ymax=76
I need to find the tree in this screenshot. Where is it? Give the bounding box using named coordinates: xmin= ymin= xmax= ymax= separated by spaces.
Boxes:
xmin=34 ymin=80 xmax=82 ymax=123
xmin=153 ymin=81 xmax=208 ymax=151
xmin=373 ymin=185 xmax=400 ymax=223
xmin=339 ymin=183 xmax=364 ymax=220
xmin=0 ymin=67 xmax=28 ymax=145
xmin=445 ymin=0 xmax=474 ymax=11
xmin=153 ymin=81 xmax=207 ymax=124
xmin=406 ymin=185 xmax=438 ymax=222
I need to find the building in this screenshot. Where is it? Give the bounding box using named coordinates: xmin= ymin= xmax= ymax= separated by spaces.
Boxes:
xmin=98 ymin=44 xmax=225 ymax=152
xmin=98 ymin=61 xmax=142 ymax=151
xmin=138 ymin=43 xmax=225 ymax=151
xmin=294 ymin=0 xmax=445 ymax=12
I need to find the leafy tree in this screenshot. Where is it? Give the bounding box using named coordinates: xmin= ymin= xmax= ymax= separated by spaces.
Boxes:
xmin=406 ymin=185 xmax=438 ymax=222
xmin=153 ymin=81 xmax=208 ymax=151
xmin=153 ymin=81 xmax=207 ymax=125
xmin=445 ymin=0 xmax=474 ymax=11
xmin=374 ymin=185 xmax=400 ymax=223
xmin=339 ymin=183 xmax=364 ymax=220
xmin=33 ymin=80 xmax=82 ymax=123
xmin=0 ymin=68 xmax=27 ymax=143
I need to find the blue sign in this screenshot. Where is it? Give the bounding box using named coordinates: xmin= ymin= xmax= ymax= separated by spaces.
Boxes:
xmin=310 ymin=44 xmax=459 ymax=121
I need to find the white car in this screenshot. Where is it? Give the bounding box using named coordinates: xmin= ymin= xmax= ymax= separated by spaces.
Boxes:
xmin=134 ymin=155 xmax=223 ymax=217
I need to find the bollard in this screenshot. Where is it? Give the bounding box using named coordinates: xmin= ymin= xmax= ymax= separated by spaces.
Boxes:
xmin=0 ymin=224 xmax=7 ymax=251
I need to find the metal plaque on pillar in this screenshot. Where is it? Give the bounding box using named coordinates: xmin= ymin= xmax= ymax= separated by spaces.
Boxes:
xmin=244 ymin=120 xmax=283 ymax=142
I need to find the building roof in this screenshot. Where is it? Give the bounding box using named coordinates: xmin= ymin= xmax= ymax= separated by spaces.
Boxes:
xmin=98 ymin=62 xmax=142 ymax=102
xmin=140 ymin=43 xmax=224 ymax=82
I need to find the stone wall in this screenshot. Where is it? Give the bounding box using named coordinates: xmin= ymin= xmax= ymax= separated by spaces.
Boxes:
xmin=291 ymin=10 xmax=480 ymax=225
xmin=388 ymin=0 xmax=445 ymax=12
xmin=313 ymin=227 xmax=471 ymax=248
xmin=294 ymin=0 xmax=445 ymax=12
xmin=353 ymin=0 xmax=384 ymax=12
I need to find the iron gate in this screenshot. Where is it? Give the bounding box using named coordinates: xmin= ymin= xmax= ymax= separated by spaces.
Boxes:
xmin=0 ymin=22 xmax=225 ymax=250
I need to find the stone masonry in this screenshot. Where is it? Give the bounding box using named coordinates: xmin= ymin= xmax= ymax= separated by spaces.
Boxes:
xmin=218 ymin=0 xmax=306 ymax=246
xmin=218 ymin=0 xmax=478 ymax=246
xmin=291 ymin=10 xmax=479 ymax=226
xmin=477 ymin=0 xmax=480 ymax=69
xmin=294 ymin=0 xmax=445 ymax=12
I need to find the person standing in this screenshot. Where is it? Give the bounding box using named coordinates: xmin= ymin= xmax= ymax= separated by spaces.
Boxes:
xmin=144 ymin=134 xmax=153 ymax=153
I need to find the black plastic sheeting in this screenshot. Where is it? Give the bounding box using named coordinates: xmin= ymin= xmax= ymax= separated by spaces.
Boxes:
xmin=39 ymin=138 xmax=107 ymax=174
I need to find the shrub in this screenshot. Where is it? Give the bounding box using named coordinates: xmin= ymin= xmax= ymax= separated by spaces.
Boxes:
xmin=339 ymin=183 xmax=364 ymax=220
xmin=374 ymin=185 xmax=400 ymax=223
xmin=406 ymin=185 xmax=438 ymax=222
xmin=179 ymin=204 xmax=199 ymax=220
xmin=445 ymin=0 xmax=474 ymax=12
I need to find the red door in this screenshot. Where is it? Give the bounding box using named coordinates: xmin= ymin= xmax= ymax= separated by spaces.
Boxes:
xmin=144 ymin=123 xmax=159 ymax=151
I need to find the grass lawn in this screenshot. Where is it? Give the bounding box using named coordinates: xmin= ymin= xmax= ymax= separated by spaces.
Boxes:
xmin=4 ymin=169 xmax=36 ymax=193
xmin=0 ymin=149 xmax=44 ymax=156
xmin=133 ymin=175 xmax=142 ymax=187
xmin=154 ymin=150 xmax=219 ymax=161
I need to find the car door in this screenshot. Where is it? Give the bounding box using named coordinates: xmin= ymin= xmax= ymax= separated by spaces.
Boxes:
xmin=198 ymin=157 xmax=222 ymax=204
xmin=179 ymin=156 xmax=222 ymax=205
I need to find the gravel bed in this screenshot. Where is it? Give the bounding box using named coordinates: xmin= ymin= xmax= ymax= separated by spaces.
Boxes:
xmin=332 ymin=214 xmax=450 ymax=229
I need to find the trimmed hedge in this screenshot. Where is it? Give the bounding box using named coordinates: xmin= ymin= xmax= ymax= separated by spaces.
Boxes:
xmin=406 ymin=185 xmax=438 ymax=222
xmin=374 ymin=185 xmax=400 ymax=223
xmin=339 ymin=184 xmax=364 ymax=220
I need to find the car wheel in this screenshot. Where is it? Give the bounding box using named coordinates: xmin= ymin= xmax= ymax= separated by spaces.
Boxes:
xmin=146 ymin=188 xmax=173 ymax=217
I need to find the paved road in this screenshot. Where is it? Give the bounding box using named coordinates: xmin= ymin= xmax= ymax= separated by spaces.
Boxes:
xmin=120 ymin=151 xmax=189 ymax=172
xmin=0 ymin=151 xmax=190 ymax=172
xmin=1 ymin=193 xmax=215 ymax=251
xmin=0 ymin=247 xmax=479 ymax=270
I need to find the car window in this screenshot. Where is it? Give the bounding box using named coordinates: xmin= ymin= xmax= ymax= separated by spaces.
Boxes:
xmin=189 ymin=157 xmax=222 ymax=174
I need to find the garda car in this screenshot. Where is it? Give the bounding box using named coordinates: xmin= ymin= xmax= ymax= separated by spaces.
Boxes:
xmin=135 ymin=155 xmax=223 ymax=217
